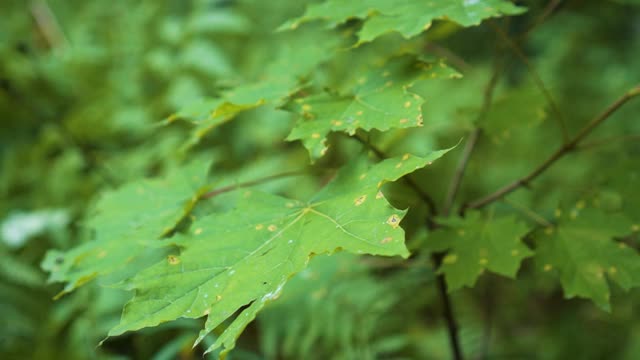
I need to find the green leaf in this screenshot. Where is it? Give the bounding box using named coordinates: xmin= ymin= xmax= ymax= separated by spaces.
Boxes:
xmin=535 ymin=207 xmax=640 ymax=311
xmin=42 ymin=157 xmax=213 ymax=297
xmin=427 ymin=211 xmax=533 ymax=291
xmin=286 ymin=56 xmax=460 ymax=160
xmin=107 ymin=149 xmax=452 ymax=358
xmin=281 ymin=0 xmax=526 ymax=44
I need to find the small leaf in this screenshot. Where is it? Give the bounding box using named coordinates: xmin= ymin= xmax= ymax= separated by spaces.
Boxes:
xmin=427 ymin=211 xmax=533 ymax=291
xmin=286 ymin=56 xmax=460 ymax=160
xmin=535 ymin=208 xmax=640 ymax=311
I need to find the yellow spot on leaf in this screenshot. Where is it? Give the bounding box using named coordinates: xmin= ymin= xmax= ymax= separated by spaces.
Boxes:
xmin=255 ymin=224 xmax=264 ymax=230
xmin=311 ymin=133 xmax=321 ymax=139
xmin=479 ymin=258 xmax=488 ymax=265
xmin=331 ymin=119 xmax=343 ymax=126
xmin=359 ymin=173 xmax=367 ymax=180
xmin=356 ymin=110 xmax=363 ymax=116
xmin=609 ymin=266 xmax=617 ymax=275
xmin=395 ymin=162 xmax=403 ymax=169
xmin=443 ymin=253 xmax=458 ymax=264
xmin=570 ymin=210 xmax=578 ymax=219
xmin=216 ymin=295 xmax=222 ymax=301
xmin=194 ymin=228 xmax=203 ymax=235
xmin=399 ymin=118 xmax=408 ymax=124
xmin=354 ymin=195 xmax=367 ymax=206
xmin=302 ymin=104 xmax=312 ymax=112
xmin=386 ymin=214 xmax=401 ymax=228
xmin=511 ymin=249 xmax=519 ymax=256
xmin=381 ymin=236 xmax=393 ymax=244
xmin=402 ymin=153 xmax=410 ymax=161
xmin=268 ymin=224 xmax=277 ymax=232
xmin=404 ymin=101 xmax=411 ymax=108
xmin=376 ymin=191 xmax=384 ymax=199
xmin=632 ymin=224 xmax=640 ymax=232
xmin=167 ymin=255 xmax=180 ymax=265
xmin=285 ymin=202 xmax=295 ymax=208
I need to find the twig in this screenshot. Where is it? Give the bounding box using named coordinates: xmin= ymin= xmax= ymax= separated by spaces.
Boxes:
xmin=201 ymin=171 xmax=305 ymax=199
xmin=443 ymin=55 xmax=502 ymax=216
xmin=30 ymin=0 xmax=69 ymax=51
xmin=463 ymin=85 xmax=640 ymax=211
xmin=489 ymin=22 xmax=569 ymax=144
xmin=352 ymin=134 xmax=439 ymax=215
xmin=436 ymin=272 xmax=464 ymax=360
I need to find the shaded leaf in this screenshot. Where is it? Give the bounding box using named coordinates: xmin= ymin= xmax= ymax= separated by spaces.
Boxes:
xmin=535 ymin=207 xmax=640 ymax=311
xmin=427 ymin=211 xmax=532 ymax=291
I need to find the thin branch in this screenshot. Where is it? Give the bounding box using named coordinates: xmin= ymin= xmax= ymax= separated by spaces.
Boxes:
xmin=435 ymin=272 xmax=464 ymax=360
xmin=201 ymin=171 xmax=306 ymax=199
xmin=443 ymin=56 xmax=502 ymax=216
xmin=352 ymin=133 xmax=439 ymax=215
xmin=489 ymin=22 xmax=570 ymax=144
xmin=30 ymin=0 xmax=69 ymax=51
xmin=463 ymin=84 xmax=640 ymax=211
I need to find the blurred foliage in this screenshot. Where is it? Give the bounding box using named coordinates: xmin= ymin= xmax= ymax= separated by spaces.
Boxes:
xmin=2 ymin=0 xmax=640 ymax=359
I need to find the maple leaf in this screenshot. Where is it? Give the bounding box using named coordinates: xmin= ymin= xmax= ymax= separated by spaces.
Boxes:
xmin=280 ymin=0 xmax=526 ymax=44
xmin=42 ymin=158 xmax=214 ymax=297
xmin=427 ymin=211 xmax=533 ymax=291
xmin=286 ymin=55 xmax=460 ymax=160
xmin=535 ymin=207 xmax=640 ymax=311
xmin=106 ymin=149 xmax=452 ymax=357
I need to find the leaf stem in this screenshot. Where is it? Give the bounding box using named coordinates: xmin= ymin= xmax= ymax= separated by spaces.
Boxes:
xmin=463 ymin=84 xmax=640 ymax=211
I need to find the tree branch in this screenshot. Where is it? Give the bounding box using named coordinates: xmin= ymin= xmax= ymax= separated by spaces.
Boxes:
xmin=443 ymin=54 xmax=502 ymax=216
xmin=463 ymin=84 xmax=640 ymax=211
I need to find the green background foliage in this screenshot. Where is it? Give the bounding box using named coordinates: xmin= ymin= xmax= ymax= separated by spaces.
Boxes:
xmin=2 ymin=0 xmax=640 ymax=359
